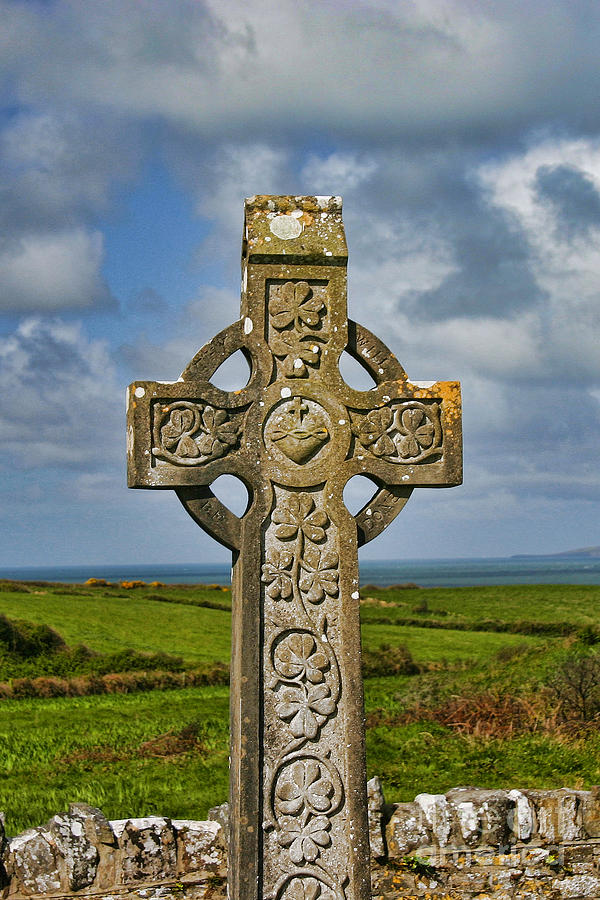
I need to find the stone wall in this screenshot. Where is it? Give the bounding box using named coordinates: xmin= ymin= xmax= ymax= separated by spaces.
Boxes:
xmin=2 ymin=781 xmax=600 ymax=899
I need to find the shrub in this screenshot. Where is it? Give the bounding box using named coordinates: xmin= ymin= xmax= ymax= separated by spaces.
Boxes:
xmin=0 ymin=581 xmax=30 ymax=593
xmin=412 ymin=599 xmax=429 ymax=614
xmin=548 ymin=649 xmax=600 ymax=722
xmin=361 ymin=644 xmax=420 ymax=678
xmin=0 ymin=615 xmax=65 ymax=658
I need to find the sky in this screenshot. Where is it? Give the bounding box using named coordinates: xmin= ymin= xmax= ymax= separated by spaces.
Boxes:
xmin=1 ymin=0 xmax=599 ymax=568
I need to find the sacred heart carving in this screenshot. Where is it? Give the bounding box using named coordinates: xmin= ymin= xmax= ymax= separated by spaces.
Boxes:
xmin=271 ymin=422 xmax=329 ymax=464
xmin=265 ymin=397 xmax=331 ymax=465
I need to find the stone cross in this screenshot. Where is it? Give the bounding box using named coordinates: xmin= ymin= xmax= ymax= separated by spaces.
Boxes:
xmin=127 ymin=196 xmax=462 ymax=900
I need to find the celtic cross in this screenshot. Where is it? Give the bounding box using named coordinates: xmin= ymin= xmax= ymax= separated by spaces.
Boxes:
xmin=127 ymin=196 xmax=462 ymax=900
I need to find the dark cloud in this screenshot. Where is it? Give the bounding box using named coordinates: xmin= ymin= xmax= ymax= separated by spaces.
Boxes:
xmin=402 ymin=180 xmax=546 ymax=320
xmin=535 ymin=163 xmax=600 ymax=240
xmin=2 ymin=0 xmax=600 ymax=144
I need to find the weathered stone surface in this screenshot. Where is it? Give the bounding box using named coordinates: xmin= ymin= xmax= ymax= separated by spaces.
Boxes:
xmin=69 ymin=801 xmax=116 ymax=846
xmin=367 ymin=776 xmax=386 ymax=858
xmin=508 ymin=789 xmax=535 ymax=841
xmin=554 ymin=873 xmax=600 ymax=898
xmin=525 ymin=789 xmax=585 ymax=843
xmin=207 ymin=802 xmax=229 ymax=842
xmin=6 ymin=828 xmax=61 ymax=894
xmin=117 ymin=817 xmax=177 ymax=883
xmin=173 ymin=820 xmax=226 ymax=877
xmin=386 ymin=802 xmax=430 ymax=855
xmin=127 ymin=196 xmax=462 ymax=900
xmin=580 ymin=787 xmax=600 ymax=838
xmin=415 ymin=793 xmax=452 ymax=846
xmin=446 ymin=788 xmax=512 ymax=848
xmin=6 ymin=788 xmax=600 ymax=899
xmin=47 ymin=812 xmax=99 ymax=890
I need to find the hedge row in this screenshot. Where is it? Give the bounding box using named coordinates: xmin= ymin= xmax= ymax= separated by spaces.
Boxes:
xmin=0 ymin=663 xmax=230 ymax=700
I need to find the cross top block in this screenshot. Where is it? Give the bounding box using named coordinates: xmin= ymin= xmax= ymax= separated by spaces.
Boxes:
xmin=127 ymin=196 xmax=461 ymax=900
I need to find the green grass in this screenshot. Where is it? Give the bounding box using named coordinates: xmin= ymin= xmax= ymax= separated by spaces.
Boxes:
xmin=360 ymin=584 xmax=600 ymax=629
xmin=361 ymin=622 xmax=546 ymax=663
xmin=0 ymin=586 xmax=231 ymax=663
xmin=3 ymin=676 xmax=600 ymax=835
xmin=0 ymin=583 xmax=553 ymax=669
xmin=1 ymin=581 xmax=599 ymax=836
xmin=0 ymin=687 xmax=230 ymax=831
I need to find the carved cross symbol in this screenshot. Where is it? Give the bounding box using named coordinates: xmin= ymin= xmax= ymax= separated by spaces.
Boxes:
xmin=127 ymin=196 xmax=462 ymax=900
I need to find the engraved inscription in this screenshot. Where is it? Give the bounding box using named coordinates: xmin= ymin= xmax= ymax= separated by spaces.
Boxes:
xmin=354 ymin=329 xmax=391 ymax=371
xmin=152 ymin=400 xmax=241 ymax=466
xmin=351 ymin=401 xmax=442 ymax=463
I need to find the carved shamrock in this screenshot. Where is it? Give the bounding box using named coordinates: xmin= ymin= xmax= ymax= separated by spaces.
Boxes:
xmin=160 ymin=404 xmax=201 ymax=458
xmin=270 ymin=331 xmax=321 ymax=378
xmin=272 ymin=493 xmax=328 ymax=543
xmin=283 ymin=878 xmax=335 ymax=900
xmin=276 ymin=683 xmax=336 ymax=739
xmin=275 ymin=760 xmax=334 ymax=816
xmin=261 ymin=549 xmax=294 ymax=600
xmin=299 ymin=548 xmax=339 ymax=603
xmin=353 ymin=407 xmax=395 ymax=457
xmin=394 ymin=406 xmax=435 ymax=458
xmin=273 ymin=633 xmax=329 ymax=684
xmin=270 ymin=281 xmax=324 ymax=331
xmin=278 ymin=815 xmax=331 ymax=864
xmin=196 ymin=406 xmax=240 ymax=458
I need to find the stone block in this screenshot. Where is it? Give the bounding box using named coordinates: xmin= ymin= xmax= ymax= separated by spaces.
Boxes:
xmin=117 ymin=817 xmax=177 ymax=883
xmin=525 ymin=790 xmax=585 ymax=843
xmin=207 ymin=802 xmax=229 ymax=839
xmin=581 ymin=789 xmax=600 ymax=838
xmin=47 ymin=812 xmax=99 ymax=890
xmin=69 ymin=802 xmax=116 ymax=846
xmin=415 ymin=793 xmax=452 ymax=846
xmin=6 ymin=828 xmax=61 ymax=895
xmin=488 ymin=867 xmax=523 ymax=891
xmin=386 ymin=802 xmax=430 ymax=857
xmin=554 ymin=873 xmax=600 ymax=898
xmin=446 ymin=787 xmax=512 ymax=848
xmin=172 ymin=820 xmax=226 ymax=877
xmin=453 ymin=799 xmax=480 ymax=846
xmin=367 ymin=775 xmax=386 ymax=858
xmin=508 ymin=789 xmax=535 ymax=841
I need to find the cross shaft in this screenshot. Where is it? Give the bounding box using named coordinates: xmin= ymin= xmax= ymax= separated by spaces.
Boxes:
xmin=127 ymin=196 xmax=462 ymax=900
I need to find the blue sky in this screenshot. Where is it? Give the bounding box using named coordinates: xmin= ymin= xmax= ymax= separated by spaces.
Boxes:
xmin=1 ymin=0 xmax=599 ymax=567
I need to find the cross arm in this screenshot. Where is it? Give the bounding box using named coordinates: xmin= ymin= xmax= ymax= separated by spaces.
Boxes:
xmin=126 ymin=378 xmax=250 ymax=489
xmin=343 ymin=377 xmax=462 ymax=488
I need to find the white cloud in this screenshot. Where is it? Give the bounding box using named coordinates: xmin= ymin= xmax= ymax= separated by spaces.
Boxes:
xmin=0 ymin=318 xmax=122 ymax=467
xmin=479 ymin=137 xmax=600 ymax=380
xmin=301 ymin=153 xmax=377 ymax=194
xmin=0 ymin=229 xmax=112 ymax=311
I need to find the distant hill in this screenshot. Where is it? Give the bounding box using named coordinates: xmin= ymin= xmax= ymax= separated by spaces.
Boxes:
xmin=512 ymin=546 xmax=600 ymax=559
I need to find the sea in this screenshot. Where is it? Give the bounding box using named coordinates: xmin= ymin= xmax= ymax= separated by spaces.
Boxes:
xmin=1 ymin=556 xmax=599 ymax=588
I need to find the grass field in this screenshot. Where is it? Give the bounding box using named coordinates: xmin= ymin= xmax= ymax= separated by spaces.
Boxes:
xmin=1 ymin=579 xmax=599 ymax=835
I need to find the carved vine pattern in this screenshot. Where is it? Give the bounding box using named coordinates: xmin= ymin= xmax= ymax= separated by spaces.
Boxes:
xmin=152 ymin=401 xmax=241 ymax=466
xmin=352 ymin=401 xmax=442 ymax=463
xmin=261 ymin=491 xmax=346 ymax=898
xmin=269 ymin=282 xmax=329 ymax=378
